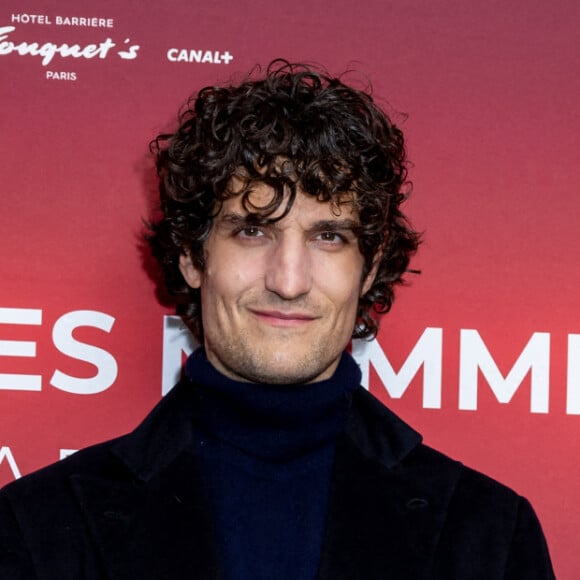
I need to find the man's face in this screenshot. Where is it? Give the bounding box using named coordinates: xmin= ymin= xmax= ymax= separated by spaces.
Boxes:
xmin=179 ymin=183 xmax=377 ymax=384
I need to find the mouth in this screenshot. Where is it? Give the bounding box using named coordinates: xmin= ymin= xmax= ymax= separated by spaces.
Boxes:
xmin=250 ymin=309 xmax=318 ymax=327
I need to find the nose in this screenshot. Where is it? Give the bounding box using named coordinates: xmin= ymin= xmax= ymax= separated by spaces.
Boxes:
xmin=265 ymin=236 xmax=312 ymax=300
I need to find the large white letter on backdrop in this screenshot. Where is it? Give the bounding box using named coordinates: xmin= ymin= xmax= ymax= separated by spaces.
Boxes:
xmin=459 ymin=330 xmax=550 ymax=413
xmin=352 ymin=327 xmax=443 ymax=409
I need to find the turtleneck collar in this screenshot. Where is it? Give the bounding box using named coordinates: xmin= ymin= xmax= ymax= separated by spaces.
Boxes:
xmin=185 ymin=349 xmax=361 ymax=462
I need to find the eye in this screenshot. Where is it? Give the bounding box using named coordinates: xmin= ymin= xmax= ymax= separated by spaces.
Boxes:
xmin=317 ymin=231 xmax=346 ymax=243
xmin=236 ymin=226 xmax=264 ymax=238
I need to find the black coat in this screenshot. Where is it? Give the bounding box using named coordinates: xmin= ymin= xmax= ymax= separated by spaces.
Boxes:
xmin=0 ymin=378 xmax=555 ymax=579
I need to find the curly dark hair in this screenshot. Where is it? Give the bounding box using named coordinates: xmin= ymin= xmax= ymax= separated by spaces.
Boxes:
xmin=148 ymin=59 xmax=420 ymax=341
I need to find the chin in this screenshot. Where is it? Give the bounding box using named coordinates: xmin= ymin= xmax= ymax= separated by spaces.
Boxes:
xmin=240 ymin=356 xmax=331 ymax=385
xmin=214 ymin=340 xmax=341 ymax=384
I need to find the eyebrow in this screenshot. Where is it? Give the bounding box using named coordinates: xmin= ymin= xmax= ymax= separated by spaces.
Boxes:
xmin=218 ymin=212 xmax=261 ymax=227
xmin=308 ymin=219 xmax=361 ymax=233
xmin=218 ymin=212 xmax=360 ymax=233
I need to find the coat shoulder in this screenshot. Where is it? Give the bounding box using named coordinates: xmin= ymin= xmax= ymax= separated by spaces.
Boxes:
xmin=351 ymin=387 xmax=529 ymax=515
xmin=412 ymin=441 xmax=519 ymax=499
xmin=1 ymin=435 xmax=127 ymax=503
xmin=0 ymin=437 xmax=129 ymax=580
xmin=346 ymin=388 xmax=554 ymax=578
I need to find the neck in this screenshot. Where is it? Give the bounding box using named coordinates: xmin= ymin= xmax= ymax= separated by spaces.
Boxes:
xmin=185 ymin=349 xmax=362 ymax=461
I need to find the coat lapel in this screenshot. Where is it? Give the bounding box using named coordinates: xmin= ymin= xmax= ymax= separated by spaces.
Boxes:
xmin=318 ymin=390 xmax=462 ymax=579
xmin=70 ymin=451 xmax=222 ymax=580
xmin=69 ymin=379 xmax=225 ymax=580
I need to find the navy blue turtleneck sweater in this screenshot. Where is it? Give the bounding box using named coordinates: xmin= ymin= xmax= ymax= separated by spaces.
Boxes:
xmin=185 ymin=350 xmax=362 ymax=580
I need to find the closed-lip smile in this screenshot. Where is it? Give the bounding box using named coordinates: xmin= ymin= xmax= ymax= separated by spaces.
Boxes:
xmin=250 ymin=309 xmax=318 ymax=326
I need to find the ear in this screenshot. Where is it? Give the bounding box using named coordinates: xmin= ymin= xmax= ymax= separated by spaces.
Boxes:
xmin=179 ymin=253 xmax=202 ymax=289
xmin=360 ymin=250 xmax=382 ymax=296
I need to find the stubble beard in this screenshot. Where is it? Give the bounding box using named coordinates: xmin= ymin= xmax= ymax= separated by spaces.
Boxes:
xmin=205 ymin=328 xmax=340 ymax=385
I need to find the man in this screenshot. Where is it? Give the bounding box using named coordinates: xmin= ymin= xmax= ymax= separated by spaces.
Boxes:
xmin=0 ymin=61 xmax=554 ymax=579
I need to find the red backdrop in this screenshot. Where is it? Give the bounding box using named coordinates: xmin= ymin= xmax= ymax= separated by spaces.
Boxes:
xmin=1 ymin=0 xmax=579 ymax=576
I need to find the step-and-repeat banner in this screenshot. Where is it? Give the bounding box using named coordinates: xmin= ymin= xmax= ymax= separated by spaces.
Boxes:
xmin=1 ymin=0 xmax=579 ymax=576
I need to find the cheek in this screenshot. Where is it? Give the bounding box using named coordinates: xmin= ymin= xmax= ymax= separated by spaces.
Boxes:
xmin=202 ymin=258 xmax=264 ymax=311
xmin=315 ymin=257 xmax=364 ymax=314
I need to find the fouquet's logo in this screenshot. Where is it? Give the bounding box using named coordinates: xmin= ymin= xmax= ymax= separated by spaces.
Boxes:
xmin=0 ymin=25 xmax=140 ymax=67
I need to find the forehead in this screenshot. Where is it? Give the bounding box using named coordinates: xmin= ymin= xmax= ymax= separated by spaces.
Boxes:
xmin=218 ymin=180 xmax=359 ymax=224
